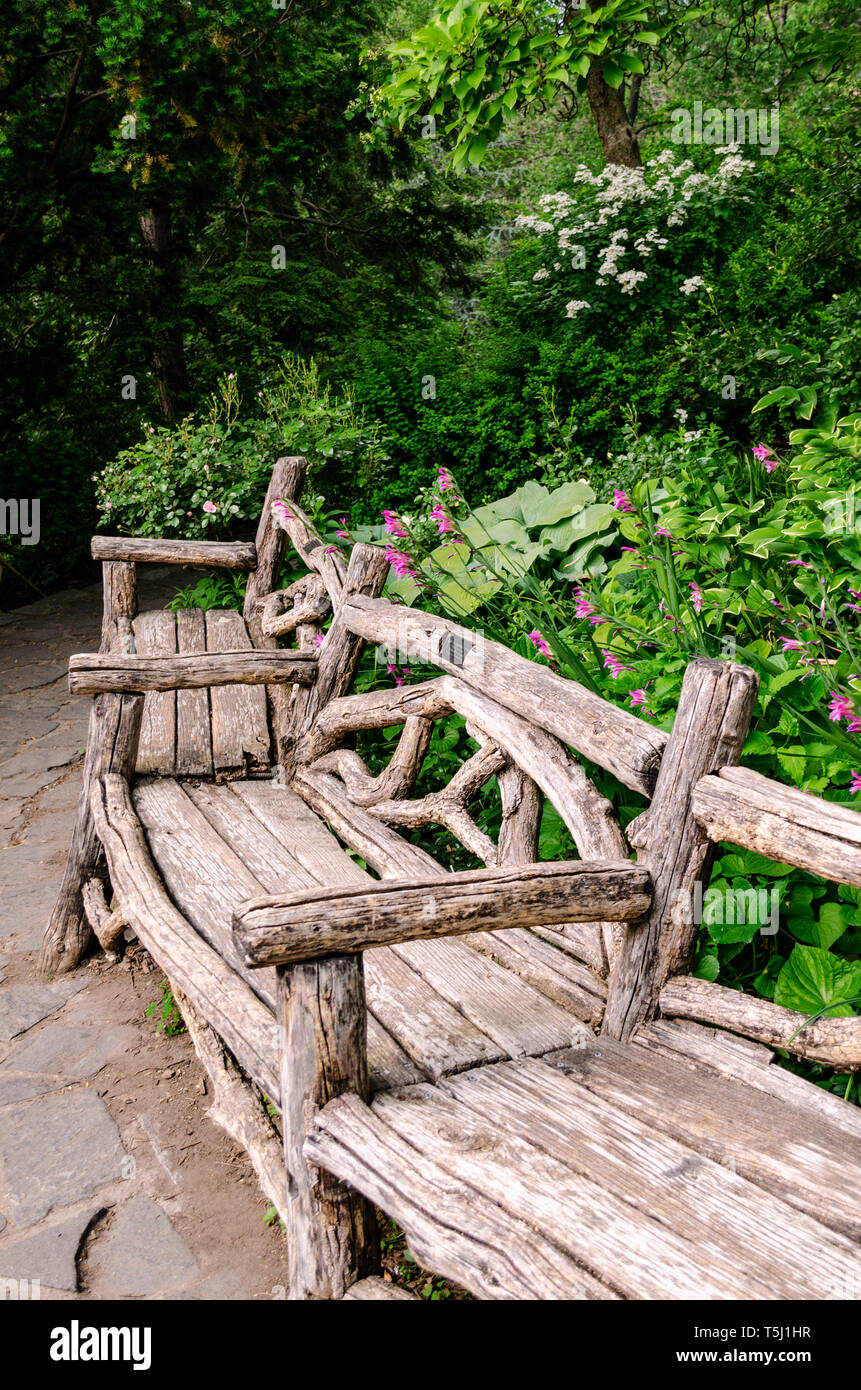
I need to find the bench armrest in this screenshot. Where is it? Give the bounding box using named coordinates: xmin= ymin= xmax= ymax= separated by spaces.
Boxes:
xmin=92 ymin=536 xmax=257 ymax=571
xmin=233 ymin=860 xmax=651 ymax=968
xmin=68 ymin=649 xmax=316 ymax=695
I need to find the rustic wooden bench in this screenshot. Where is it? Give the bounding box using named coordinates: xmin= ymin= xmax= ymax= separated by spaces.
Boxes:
xmin=41 ymin=456 xmax=861 ymax=1301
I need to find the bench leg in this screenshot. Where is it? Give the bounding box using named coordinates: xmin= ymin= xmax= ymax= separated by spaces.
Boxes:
xmin=39 ymin=692 xmax=143 ymax=976
xmin=277 ymin=956 xmax=379 ymax=1299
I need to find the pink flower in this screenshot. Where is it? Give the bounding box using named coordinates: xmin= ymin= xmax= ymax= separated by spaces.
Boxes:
xmin=438 ymin=468 xmax=453 ymax=491
xmin=613 ymin=489 xmax=635 ymax=513
xmin=383 ymin=510 xmax=408 ymax=539
xmin=787 ymin=558 xmax=813 ymax=568
xmin=430 ymin=503 xmax=453 ymax=535
xmin=689 ymin=581 xmax=703 ymax=614
xmin=602 ymin=649 xmax=632 ymax=680
xmin=779 ymin=638 xmax=805 ymax=652
xmin=202 ymin=500 xmax=217 ymax=514
xmin=752 ymin=444 xmax=773 ymax=462
xmin=272 ymin=499 xmax=293 ymax=525
xmin=315 ymin=632 xmax=325 ymax=647
xmin=655 ymin=526 xmax=672 ymax=539
xmin=850 ymin=771 xmax=861 ymax=795
xmin=828 ymin=695 xmax=854 ymax=723
xmin=385 ymin=546 xmax=418 ymax=580
xmin=528 ymin=630 xmax=553 ymax=660
xmin=629 ymin=689 xmax=649 ymax=708
xmin=336 ymin=516 xmax=351 ymax=539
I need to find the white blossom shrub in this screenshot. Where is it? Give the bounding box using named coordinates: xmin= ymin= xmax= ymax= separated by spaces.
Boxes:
xmin=511 ymin=146 xmax=757 ymax=323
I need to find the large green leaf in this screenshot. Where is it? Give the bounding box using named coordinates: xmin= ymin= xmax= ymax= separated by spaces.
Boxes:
xmin=774 ymin=944 xmax=861 ymax=1018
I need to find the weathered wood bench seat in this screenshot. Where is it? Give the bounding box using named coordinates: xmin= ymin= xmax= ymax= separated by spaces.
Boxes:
xmin=311 ymin=1044 xmax=861 ymax=1300
xmin=42 ymin=455 xmax=861 ymax=1301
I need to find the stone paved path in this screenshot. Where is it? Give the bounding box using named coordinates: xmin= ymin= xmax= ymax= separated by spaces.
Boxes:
xmin=0 ymin=572 xmax=287 ymax=1300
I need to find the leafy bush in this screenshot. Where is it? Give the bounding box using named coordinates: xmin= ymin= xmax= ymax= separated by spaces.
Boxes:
xmin=97 ymin=359 xmax=391 ymax=540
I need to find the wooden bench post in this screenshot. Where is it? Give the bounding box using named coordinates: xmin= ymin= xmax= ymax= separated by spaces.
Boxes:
xmin=243 ymin=456 xmax=308 ymax=770
xmin=602 ymin=657 xmax=758 ymax=1041
xmin=278 ymin=956 xmax=379 ymax=1300
xmin=39 ymin=560 xmax=141 ymax=976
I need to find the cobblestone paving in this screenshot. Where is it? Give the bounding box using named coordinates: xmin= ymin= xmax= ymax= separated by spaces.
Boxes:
xmin=0 ymin=572 xmax=287 ymax=1300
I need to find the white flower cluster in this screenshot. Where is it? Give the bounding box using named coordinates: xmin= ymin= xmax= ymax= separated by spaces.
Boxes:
xmin=634 ymin=229 xmax=668 ymax=257
xmin=716 ymin=151 xmax=756 ymax=180
xmin=513 ymin=213 xmax=553 ymax=234
xmin=596 ymin=228 xmax=629 ymax=283
xmin=617 ymin=269 xmax=648 ymax=294
xmin=513 ymin=146 xmax=754 ymax=319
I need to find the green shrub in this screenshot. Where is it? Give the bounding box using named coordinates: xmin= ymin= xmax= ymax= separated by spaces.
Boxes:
xmin=97 ymin=359 xmax=391 ymax=540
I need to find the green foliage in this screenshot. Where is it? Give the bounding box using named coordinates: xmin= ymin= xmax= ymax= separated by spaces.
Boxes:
xmin=145 ymin=979 xmax=186 ymax=1037
xmin=98 ymin=360 xmax=391 ymax=540
xmin=376 ymin=0 xmax=675 ymax=167
xmin=168 ymin=573 xmax=246 ymax=614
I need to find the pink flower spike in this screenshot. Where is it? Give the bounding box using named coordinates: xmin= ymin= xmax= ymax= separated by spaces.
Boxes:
xmin=528 ymin=629 xmax=553 ymax=660
xmin=202 ymin=500 xmax=216 ymax=514
xmin=752 ymin=444 xmax=773 ymax=462
xmin=787 ymin=559 xmax=813 ymax=568
xmin=385 ymin=546 xmax=418 ymax=580
xmin=601 ymin=649 xmax=632 ymax=680
xmin=382 ymin=510 xmax=408 ymax=540
xmin=850 ymin=770 xmax=861 ymax=795
xmin=438 ymin=468 xmax=453 ymax=491
xmin=612 ymin=490 xmax=635 ymax=513
xmin=315 ymin=632 xmax=325 ymax=647
xmin=848 ymin=719 xmax=861 ymax=735
xmin=780 ymin=638 xmax=805 ymax=652
xmin=272 ymin=500 xmax=293 ymax=524
xmin=655 ymin=526 xmax=672 ymax=539
xmin=765 ymin=459 xmax=778 ymax=473
xmin=828 ymin=695 xmax=854 ymax=723
xmin=629 ymin=689 xmax=649 ymax=708
xmin=689 ymin=581 xmax=703 ymax=614
xmin=430 ymin=502 xmax=454 ymax=535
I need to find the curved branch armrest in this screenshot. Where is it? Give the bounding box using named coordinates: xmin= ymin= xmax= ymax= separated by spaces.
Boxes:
xmin=68 ymin=649 xmax=317 ymax=695
xmin=92 ymin=536 xmax=257 ymax=570
xmin=233 ymin=860 xmax=651 ymax=969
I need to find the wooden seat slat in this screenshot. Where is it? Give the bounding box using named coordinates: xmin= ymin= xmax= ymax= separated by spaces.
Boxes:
xmin=545 ymin=1037 xmax=861 ymax=1240
xmin=133 ymin=610 xmax=177 ymax=774
xmin=308 ymin=1062 xmax=861 ymax=1301
xmin=175 ymin=608 xmax=213 ymax=777
xmin=205 ymin=609 xmax=270 ymax=775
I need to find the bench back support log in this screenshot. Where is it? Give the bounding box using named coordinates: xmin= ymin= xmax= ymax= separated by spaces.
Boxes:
xmin=602 ymin=657 xmax=759 ymax=1041
xmin=243 ymin=458 xmax=307 ymax=767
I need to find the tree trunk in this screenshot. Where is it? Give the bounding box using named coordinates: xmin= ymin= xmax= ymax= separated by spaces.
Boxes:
xmin=586 ymin=59 xmax=641 ymax=167
xmin=138 ymin=202 xmax=189 ymax=420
